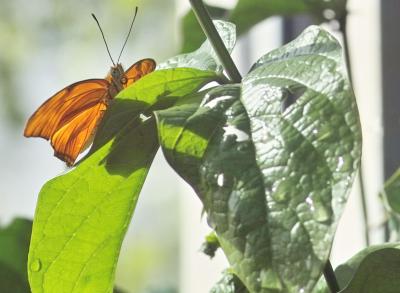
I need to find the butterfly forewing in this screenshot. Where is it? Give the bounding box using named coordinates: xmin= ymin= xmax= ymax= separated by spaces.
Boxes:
xmin=24 ymin=79 xmax=109 ymax=139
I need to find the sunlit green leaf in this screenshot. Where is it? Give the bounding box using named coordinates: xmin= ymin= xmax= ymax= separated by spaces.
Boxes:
xmin=28 ymin=68 xmax=219 ymax=293
xmin=92 ymin=68 xmax=221 ymax=149
xmin=158 ymin=20 xmax=236 ymax=73
xmin=0 ymin=218 xmax=31 ymax=293
xmin=157 ymin=26 xmax=361 ymax=292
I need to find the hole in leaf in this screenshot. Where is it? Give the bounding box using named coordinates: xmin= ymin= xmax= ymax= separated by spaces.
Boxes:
xmin=281 ymin=86 xmax=306 ymax=113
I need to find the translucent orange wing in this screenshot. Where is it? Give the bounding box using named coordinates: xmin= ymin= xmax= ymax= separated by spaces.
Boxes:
xmin=50 ymin=101 xmax=108 ymax=166
xmin=24 ymin=79 xmax=109 ymax=140
xmin=124 ymin=58 xmax=156 ymax=87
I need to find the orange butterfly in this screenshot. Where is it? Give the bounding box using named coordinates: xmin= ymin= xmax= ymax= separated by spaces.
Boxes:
xmin=24 ymin=8 xmax=156 ymax=166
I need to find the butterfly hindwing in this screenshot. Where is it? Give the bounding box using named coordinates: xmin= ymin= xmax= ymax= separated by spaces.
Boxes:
xmin=50 ymin=100 xmax=108 ymax=166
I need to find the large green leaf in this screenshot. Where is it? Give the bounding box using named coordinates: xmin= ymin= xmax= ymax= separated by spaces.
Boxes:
xmin=157 ymin=26 xmax=360 ymax=292
xmin=312 ymin=243 xmax=400 ymax=293
xmin=28 ymin=68 xmax=219 ymax=293
xmin=336 ymin=245 xmax=400 ymax=293
xmin=240 ymin=25 xmax=360 ymax=292
xmin=157 ymin=84 xmax=271 ymax=292
xmin=0 ymin=218 xmax=32 ymax=293
xmin=158 ymin=20 xmax=236 ymax=73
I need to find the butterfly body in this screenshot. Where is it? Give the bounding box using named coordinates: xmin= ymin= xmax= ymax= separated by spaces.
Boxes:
xmin=24 ymin=58 xmax=156 ymax=166
xmin=107 ymin=63 xmax=127 ymax=95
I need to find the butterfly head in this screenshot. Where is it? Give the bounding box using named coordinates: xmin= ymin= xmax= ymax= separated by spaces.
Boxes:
xmin=107 ymin=64 xmax=127 ymax=93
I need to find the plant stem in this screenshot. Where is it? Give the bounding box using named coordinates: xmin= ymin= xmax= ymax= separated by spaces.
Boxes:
xmin=339 ymin=13 xmax=370 ymax=246
xmin=189 ymin=0 xmax=242 ymax=83
xmin=324 ymin=260 xmax=340 ymax=292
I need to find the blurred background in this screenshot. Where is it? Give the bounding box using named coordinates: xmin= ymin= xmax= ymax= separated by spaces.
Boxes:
xmin=0 ymin=0 xmax=395 ymax=292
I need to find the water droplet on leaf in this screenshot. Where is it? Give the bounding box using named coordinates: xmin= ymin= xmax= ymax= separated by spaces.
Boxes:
xmin=260 ymin=269 xmax=283 ymax=290
xmin=306 ymin=196 xmax=332 ymax=223
xmin=335 ymin=154 xmax=352 ymax=172
xmin=313 ymin=202 xmax=331 ymax=223
xmin=30 ymin=259 xmax=42 ymax=272
xmin=217 ymin=174 xmax=224 ymax=187
xmin=271 ymin=179 xmax=292 ymax=203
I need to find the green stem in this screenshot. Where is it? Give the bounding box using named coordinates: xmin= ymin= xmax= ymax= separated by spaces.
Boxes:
xmin=339 ymin=12 xmax=370 ymax=246
xmin=324 ymin=260 xmax=340 ymax=293
xmin=189 ymin=0 xmax=242 ymax=82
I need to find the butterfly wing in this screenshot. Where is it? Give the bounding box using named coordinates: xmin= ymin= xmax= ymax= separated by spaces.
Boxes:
xmin=24 ymin=79 xmax=109 ymax=139
xmin=50 ymin=100 xmax=108 ymax=166
xmin=24 ymin=79 xmax=110 ymax=165
xmin=25 ymin=60 xmax=156 ymax=165
xmin=124 ymin=58 xmax=156 ymax=87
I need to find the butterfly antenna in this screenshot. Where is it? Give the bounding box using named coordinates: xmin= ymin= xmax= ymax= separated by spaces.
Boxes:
xmin=92 ymin=13 xmax=116 ymax=66
xmin=117 ymin=6 xmax=138 ymax=63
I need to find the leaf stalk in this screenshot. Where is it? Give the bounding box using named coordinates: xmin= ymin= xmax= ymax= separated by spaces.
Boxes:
xmin=324 ymin=260 xmax=340 ymax=292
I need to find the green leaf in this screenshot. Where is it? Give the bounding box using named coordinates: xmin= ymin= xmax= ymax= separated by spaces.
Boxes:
xmin=336 ymin=245 xmax=400 ymax=293
xmin=91 ymin=68 xmax=220 ymax=150
xmin=381 ymin=168 xmax=400 ymax=240
xmin=0 ymin=218 xmax=32 ymax=293
xmin=240 ymin=25 xmax=360 ymax=292
xmin=180 ymin=4 xmax=228 ymax=53
xmin=229 ymin=0 xmax=347 ymax=35
xmin=157 ymin=26 xmax=361 ymax=292
xmin=28 ymin=68 xmax=219 ymax=293
xmin=158 ymin=20 xmax=236 ymax=72
xmin=382 ymin=168 xmax=400 ymax=213
xmin=157 ymin=84 xmax=277 ymax=292
xmin=179 ymin=0 xmax=347 ymax=52
xmin=229 ymin=0 xmax=309 ymax=35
